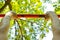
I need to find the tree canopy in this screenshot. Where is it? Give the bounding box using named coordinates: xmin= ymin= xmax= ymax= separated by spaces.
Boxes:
xmin=0 ymin=0 xmax=60 ymax=40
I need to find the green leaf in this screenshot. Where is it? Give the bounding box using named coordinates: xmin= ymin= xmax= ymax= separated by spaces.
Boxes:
xmin=10 ymin=20 xmax=14 ymax=27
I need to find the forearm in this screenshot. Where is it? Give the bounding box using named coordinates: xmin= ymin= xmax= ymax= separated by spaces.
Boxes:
xmin=50 ymin=13 xmax=59 ymax=25
xmin=2 ymin=15 xmax=11 ymax=25
xmin=0 ymin=15 xmax=11 ymax=29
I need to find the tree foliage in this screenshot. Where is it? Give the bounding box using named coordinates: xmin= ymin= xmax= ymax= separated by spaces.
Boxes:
xmin=0 ymin=0 xmax=60 ymax=40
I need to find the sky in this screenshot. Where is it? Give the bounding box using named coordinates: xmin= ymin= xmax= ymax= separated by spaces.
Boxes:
xmin=43 ymin=30 xmax=53 ymax=40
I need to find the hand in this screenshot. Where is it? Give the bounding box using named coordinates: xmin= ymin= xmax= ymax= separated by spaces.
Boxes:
xmin=45 ymin=11 xmax=52 ymax=20
xmin=6 ymin=11 xmax=18 ymax=19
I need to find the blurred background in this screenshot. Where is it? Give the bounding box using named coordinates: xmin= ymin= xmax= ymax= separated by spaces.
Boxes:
xmin=0 ymin=0 xmax=60 ymax=40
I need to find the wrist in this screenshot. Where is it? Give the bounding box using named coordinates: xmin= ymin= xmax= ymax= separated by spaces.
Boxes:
xmin=5 ymin=11 xmax=12 ymax=17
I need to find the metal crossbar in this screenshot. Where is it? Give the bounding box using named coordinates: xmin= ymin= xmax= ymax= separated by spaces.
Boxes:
xmin=0 ymin=14 xmax=60 ymax=18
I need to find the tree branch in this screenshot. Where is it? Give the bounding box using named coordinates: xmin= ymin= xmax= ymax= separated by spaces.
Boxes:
xmin=0 ymin=1 xmax=7 ymax=12
xmin=0 ymin=0 xmax=11 ymax=12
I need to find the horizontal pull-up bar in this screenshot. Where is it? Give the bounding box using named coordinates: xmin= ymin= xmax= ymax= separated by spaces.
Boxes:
xmin=0 ymin=14 xmax=60 ymax=18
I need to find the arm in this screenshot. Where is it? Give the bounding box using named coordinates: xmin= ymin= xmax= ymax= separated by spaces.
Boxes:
xmin=0 ymin=11 xmax=17 ymax=30
xmin=45 ymin=11 xmax=60 ymax=30
xmin=0 ymin=15 xmax=11 ymax=29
